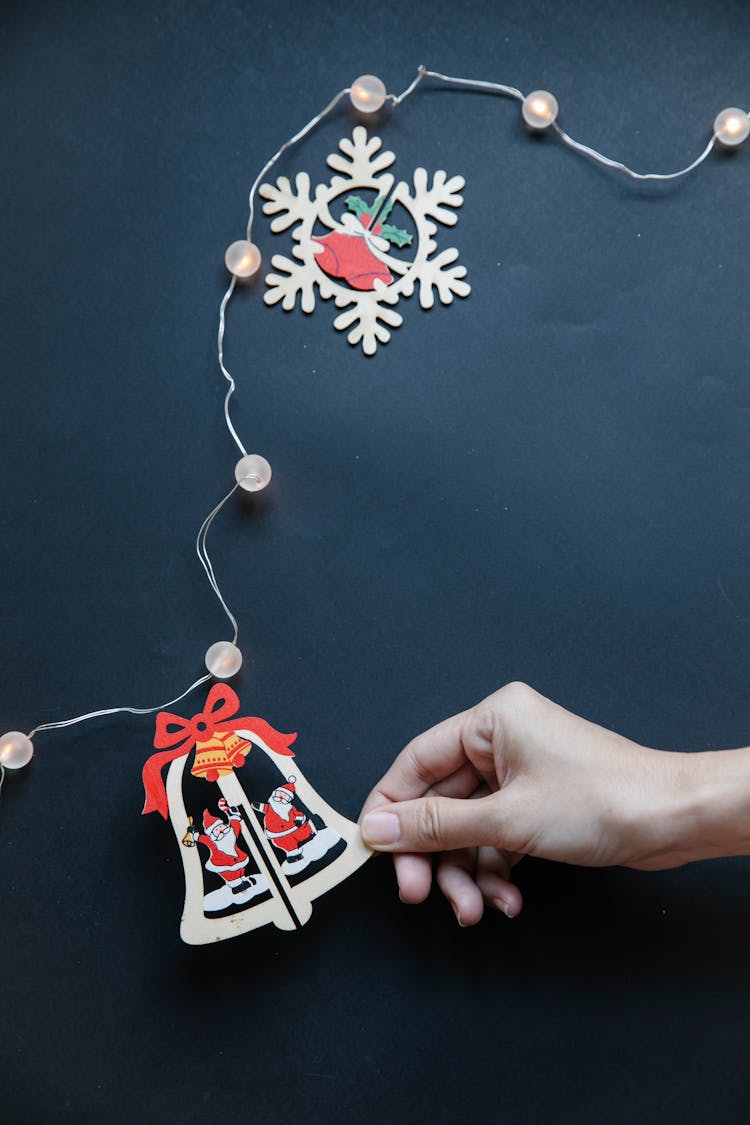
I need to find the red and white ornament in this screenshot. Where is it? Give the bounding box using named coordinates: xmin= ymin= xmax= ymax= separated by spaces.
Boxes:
xmin=260 ymin=126 xmax=470 ymax=355
xmin=142 ymin=684 xmax=371 ymax=944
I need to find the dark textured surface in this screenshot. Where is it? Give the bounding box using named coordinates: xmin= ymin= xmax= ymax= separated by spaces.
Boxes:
xmin=2 ymin=2 xmax=750 ymax=1121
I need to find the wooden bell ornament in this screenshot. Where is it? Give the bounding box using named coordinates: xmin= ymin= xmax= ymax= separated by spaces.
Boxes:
xmin=142 ymin=684 xmax=371 ymax=945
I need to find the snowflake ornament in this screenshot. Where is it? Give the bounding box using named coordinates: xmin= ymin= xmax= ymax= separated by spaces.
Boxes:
xmin=260 ymin=126 xmax=470 ymax=355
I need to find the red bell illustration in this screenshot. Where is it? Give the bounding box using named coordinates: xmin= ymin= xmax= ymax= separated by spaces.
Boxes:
xmin=311 ymin=193 xmax=412 ymax=292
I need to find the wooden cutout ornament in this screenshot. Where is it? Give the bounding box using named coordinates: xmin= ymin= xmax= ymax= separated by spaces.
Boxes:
xmin=142 ymin=684 xmax=370 ymax=944
xmin=260 ymin=126 xmax=470 ymax=354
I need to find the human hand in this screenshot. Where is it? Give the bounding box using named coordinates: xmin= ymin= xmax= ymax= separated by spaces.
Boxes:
xmin=360 ymin=682 xmax=693 ymax=925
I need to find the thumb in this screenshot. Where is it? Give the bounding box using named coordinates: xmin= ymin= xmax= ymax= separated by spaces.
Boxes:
xmin=361 ymin=793 xmax=506 ymax=853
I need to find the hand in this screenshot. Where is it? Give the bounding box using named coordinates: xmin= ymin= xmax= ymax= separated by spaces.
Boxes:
xmin=360 ymin=682 xmax=692 ymax=926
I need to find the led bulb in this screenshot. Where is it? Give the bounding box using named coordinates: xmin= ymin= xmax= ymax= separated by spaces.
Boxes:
xmin=350 ymin=75 xmax=387 ymax=113
xmin=714 ymin=107 xmax=750 ymax=147
xmin=522 ymin=90 xmax=559 ymax=131
xmin=205 ymin=641 xmax=243 ymax=680
xmin=0 ymin=731 xmax=34 ymax=770
xmin=235 ymin=453 xmax=272 ymax=492
xmin=225 ymin=240 xmax=262 ymax=278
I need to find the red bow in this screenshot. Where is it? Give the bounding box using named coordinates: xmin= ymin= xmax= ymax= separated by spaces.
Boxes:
xmin=141 ymin=683 xmax=297 ymax=819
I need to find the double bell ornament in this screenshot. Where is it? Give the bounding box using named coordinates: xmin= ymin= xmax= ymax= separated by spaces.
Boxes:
xmin=141 ymin=684 xmax=370 ymax=944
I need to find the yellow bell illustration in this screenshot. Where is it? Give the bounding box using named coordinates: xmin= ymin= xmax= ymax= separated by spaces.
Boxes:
xmin=190 ymin=730 xmax=252 ymax=783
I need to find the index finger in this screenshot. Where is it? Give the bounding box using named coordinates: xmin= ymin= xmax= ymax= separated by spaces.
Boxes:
xmin=359 ymin=706 xmax=474 ymax=821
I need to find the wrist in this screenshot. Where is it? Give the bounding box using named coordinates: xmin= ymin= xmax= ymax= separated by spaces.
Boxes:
xmin=626 ymin=745 xmax=750 ymax=869
xmin=680 ymin=747 xmax=750 ymax=861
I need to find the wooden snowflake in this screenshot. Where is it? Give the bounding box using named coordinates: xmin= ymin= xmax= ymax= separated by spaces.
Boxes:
xmin=260 ymin=126 xmax=470 ymax=355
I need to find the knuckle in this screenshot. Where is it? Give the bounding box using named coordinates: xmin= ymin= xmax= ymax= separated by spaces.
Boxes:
xmin=467 ymin=682 xmax=542 ymax=768
xmin=497 ymin=680 xmax=537 ymax=709
xmin=414 ymin=798 xmax=443 ymax=849
xmin=404 ymin=741 xmax=436 ymax=788
xmin=470 ymin=697 xmax=498 ymax=737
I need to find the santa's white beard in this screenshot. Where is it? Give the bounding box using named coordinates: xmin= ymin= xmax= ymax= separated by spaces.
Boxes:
xmin=269 ymin=796 xmax=294 ymax=822
xmin=213 ymin=827 xmax=238 ymax=856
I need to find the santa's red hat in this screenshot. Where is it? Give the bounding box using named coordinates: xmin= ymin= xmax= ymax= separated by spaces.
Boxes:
xmin=203 ymin=808 xmax=221 ymax=831
xmin=272 ymin=777 xmax=296 ymax=800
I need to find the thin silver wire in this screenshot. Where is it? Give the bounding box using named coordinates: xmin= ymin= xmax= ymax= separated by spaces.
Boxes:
xmin=414 ymin=67 xmax=524 ymax=103
xmin=21 ymin=481 xmax=245 ymax=741
xmin=9 ymin=87 xmax=359 ymax=760
xmin=246 ymin=86 xmax=351 ymax=242
xmin=389 ymin=65 xmax=428 ymax=106
xmin=11 ymin=65 xmax=737 ymax=767
xmin=553 ymin=122 xmax=717 ymax=180
xmin=195 ymin=482 xmax=241 ymax=644
xmin=397 ymin=65 xmax=722 ymax=180
xmin=26 ymin=674 xmax=212 ymax=740
xmin=218 ymin=86 xmax=354 ymax=460
xmin=217 ymin=274 xmax=245 ymax=456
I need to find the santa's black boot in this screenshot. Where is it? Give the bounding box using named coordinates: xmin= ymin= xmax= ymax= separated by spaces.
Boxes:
xmin=232 ymin=877 xmax=256 ymax=895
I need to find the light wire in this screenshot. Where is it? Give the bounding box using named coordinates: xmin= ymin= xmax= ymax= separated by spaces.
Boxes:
xmin=246 ymin=86 xmax=352 ymax=242
xmin=552 ymin=122 xmax=717 ymax=180
xmin=221 ymin=85 xmax=353 ymax=464
xmin=10 ymin=64 xmax=737 ymax=762
xmin=195 ymin=482 xmax=241 ymax=644
xmin=27 ymin=674 xmax=212 ymax=740
xmin=410 ymin=66 xmax=524 ymax=104
xmin=403 ymin=66 xmax=722 ymax=180
xmin=217 ymin=274 xmax=245 ymax=456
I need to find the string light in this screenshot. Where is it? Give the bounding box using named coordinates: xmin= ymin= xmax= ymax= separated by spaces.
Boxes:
xmin=224 ymin=240 xmax=262 ymax=278
xmin=205 ymin=642 xmax=244 ymax=680
xmin=350 ymin=74 xmax=387 ymax=113
xmin=522 ymin=90 xmax=559 ymax=130
xmin=0 ymin=732 xmax=34 ymax=771
xmin=235 ymin=453 xmax=273 ymax=492
xmin=714 ymin=106 xmax=750 ymax=147
xmin=2 ymin=65 xmax=747 ymax=793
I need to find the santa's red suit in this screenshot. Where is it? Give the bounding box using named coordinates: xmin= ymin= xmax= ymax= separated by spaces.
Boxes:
xmin=257 ymin=782 xmax=315 ymax=855
xmin=197 ymin=809 xmax=249 ymax=886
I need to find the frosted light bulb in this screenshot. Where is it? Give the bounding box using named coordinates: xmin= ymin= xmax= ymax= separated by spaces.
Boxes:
xmin=235 ymin=453 xmax=272 ymax=492
xmin=0 ymin=731 xmax=34 ymax=770
xmin=522 ymin=90 xmax=559 ymax=130
xmin=205 ymin=641 xmax=243 ymax=680
xmin=224 ymin=240 xmax=262 ymax=278
xmin=714 ymin=107 xmax=750 ymax=147
xmin=350 ymin=75 xmax=386 ymax=113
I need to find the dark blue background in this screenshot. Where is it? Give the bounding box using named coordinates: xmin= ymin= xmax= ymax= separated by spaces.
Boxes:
xmin=2 ymin=1 xmax=750 ymax=1121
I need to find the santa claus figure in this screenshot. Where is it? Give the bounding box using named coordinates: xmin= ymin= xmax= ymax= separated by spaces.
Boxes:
xmin=186 ymin=798 xmax=264 ymax=905
xmin=253 ymin=778 xmax=317 ymax=867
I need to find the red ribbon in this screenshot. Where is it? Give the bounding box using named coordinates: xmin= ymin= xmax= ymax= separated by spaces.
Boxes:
xmin=141 ymin=683 xmax=297 ymax=819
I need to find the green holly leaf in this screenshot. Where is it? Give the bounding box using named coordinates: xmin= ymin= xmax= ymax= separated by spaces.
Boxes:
xmin=346 ymin=193 xmax=412 ymax=245
xmin=380 ymin=223 xmax=413 ymax=248
xmin=345 ymin=195 xmax=370 ymax=218
xmin=373 ymin=194 xmax=395 ymax=223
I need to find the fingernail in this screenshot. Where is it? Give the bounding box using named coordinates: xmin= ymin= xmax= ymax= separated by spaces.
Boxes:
xmin=495 ymin=898 xmax=515 ymax=918
xmin=361 ymin=810 xmax=400 ymax=846
xmin=454 ymin=907 xmax=466 ymax=928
